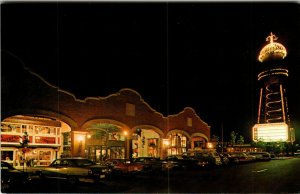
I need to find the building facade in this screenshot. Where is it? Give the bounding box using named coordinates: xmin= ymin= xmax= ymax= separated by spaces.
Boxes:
xmin=1 ymin=51 xmax=211 ymax=166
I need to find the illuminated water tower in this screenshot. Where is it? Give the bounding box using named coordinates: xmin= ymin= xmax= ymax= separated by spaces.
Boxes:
xmin=252 ymin=32 xmax=295 ymax=143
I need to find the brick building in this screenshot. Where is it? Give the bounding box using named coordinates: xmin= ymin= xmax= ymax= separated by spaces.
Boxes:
xmin=1 ymin=52 xmax=210 ymax=167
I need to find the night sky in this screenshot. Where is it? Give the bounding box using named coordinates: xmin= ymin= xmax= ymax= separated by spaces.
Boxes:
xmin=2 ymin=2 xmax=300 ymax=142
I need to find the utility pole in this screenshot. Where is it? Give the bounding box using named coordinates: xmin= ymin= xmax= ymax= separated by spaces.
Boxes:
xmin=221 ymin=122 xmax=224 ymax=154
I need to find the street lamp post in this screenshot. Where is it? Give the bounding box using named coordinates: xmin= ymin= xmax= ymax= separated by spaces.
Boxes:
xmin=221 ymin=122 xmax=224 ymax=154
xmin=19 ymin=131 xmax=29 ymax=172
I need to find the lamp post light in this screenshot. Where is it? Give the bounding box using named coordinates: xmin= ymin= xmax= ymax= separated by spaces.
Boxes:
xmin=207 ymin=142 xmax=214 ymax=149
xmin=87 ymin=134 xmax=91 ymax=139
xmin=123 ymin=131 xmax=128 ymax=159
xmin=163 ymin=139 xmax=170 ymax=159
xmin=77 ymin=135 xmax=84 ymax=156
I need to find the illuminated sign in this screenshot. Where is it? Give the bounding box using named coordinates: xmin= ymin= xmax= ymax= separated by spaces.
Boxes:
xmin=35 ymin=136 xmax=56 ymax=144
xmin=252 ymin=123 xmax=289 ymax=142
xmin=1 ymin=134 xmax=21 ymax=143
xmin=258 ymin=32 xmax=287 ymax=62
xmin=1 ymin=135 xmax=33 ymax=143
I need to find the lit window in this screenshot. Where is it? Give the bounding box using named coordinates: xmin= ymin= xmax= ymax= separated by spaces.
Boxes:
xmin=187 ymin=118 xmax=192 ymax=127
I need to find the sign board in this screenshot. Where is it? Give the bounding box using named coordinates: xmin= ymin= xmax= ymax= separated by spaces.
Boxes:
xmin=252 ymin=123 xmax=289 ymax=142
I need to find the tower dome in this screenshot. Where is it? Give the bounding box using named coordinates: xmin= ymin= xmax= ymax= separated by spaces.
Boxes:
xmin=258 ymin=32 xmax=287 ymax=62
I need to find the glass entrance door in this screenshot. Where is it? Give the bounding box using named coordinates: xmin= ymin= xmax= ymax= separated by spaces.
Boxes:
xmin=88 ymin=146 xmax=106 ymax=162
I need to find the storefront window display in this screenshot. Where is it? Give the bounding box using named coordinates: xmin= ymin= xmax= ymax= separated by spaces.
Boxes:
xmin=34 ymin=126 xmax=57 ymax=135
xmin=167 ymin=132 xmax=187 ymax=156
xmin=1 ymin=123 xmax=21 ymax=133
xmin=61 ymin=132 xmax=71 ymax=158
xmin=1 ymin=117 xmax=62 ymax=167
xmin=1 ymin=150 xmax=14 ymax=162
xmin=147 ymin=138 xmax=158 ymax=157
xmin=131 ymin=129 xmax=160 ymax=158
xmin=194 ymin=140 xmax=204 ymax=148
xmin=190 ymin=136 xmax=207 ymax=150
xmin=86 ymin=126 xmax=127 ymax=161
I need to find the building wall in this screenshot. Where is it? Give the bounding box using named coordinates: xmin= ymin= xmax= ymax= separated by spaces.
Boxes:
xmin=1 ymin=51 xmax=211 ymax=160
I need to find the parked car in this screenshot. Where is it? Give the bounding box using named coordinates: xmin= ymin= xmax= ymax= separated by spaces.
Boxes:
xmin=218 ymin=153 xmax=230 ymax=166
xmin=193 ymin=151 xmax=223 ymax=166
xmin=224 ymin=152 xmax=254 ymax=164
xmin=187 ymin=156 xmax=210 ymax=168
xmin=248 ymin=152 xmax=271 ymax=161
xmin=1 ymin=161 xmax=31 ymax=192
xmin=163 ymin=155 xmax=200 ymax=170
xmin=104 ymin=159 xmax=144 ymax=175
xmin=132 ymin=157 xmax=162 ymax=173
xmin=223 ymin=153 xmax=239 ymax=164
xmin=37 ymin=158 xmax=111 ymax=184
xmin=294 ymin=150 xmax=300 ymax=156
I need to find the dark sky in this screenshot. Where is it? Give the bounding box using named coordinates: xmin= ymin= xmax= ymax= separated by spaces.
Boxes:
xmin=2 ymin=2 xmax=300 ymax=142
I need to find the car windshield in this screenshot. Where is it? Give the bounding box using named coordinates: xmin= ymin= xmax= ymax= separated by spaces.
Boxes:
xmin=1 ymin=161 xmax=15 ymax=170
xmin=169 ymin=155 xmax=184 ymax=160
xmin=71 ymin=159 xmax=96 ymax=166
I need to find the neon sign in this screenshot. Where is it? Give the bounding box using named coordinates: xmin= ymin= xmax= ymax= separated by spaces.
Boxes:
xmin=252 ymin=123 xmax=289 ymax=142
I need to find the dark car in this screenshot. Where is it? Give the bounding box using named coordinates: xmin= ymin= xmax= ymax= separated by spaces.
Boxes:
xmin=186 ymin=156 xmax=210 ymax=168
xmin=163 ymin=155 xmax=200 ymax=170
xmin=37 ymin=158 xmax=111 ymax=184
xmin=1 ymin=161 xmax=31 ymax=192
xmin=132 ymin=157 xmax=162 ymax=173
xmin=193 ymin=152 xmax=223 ymax=167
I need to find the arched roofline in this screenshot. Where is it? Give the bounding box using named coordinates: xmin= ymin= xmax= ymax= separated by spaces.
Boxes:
xmin=168 ymin=107 xmax=210 ymax=127
xmin=81 ymin=119 xmax=131 ymax=132
xmin=132 ymin=125 xmax=164 ymax=137
xmin=190 ymin=133 xmax=209 ymax=141
xmin=1 ymin=108 xmax=78 ymax=129
xmin=166 ymin=129 xmax=191 ymax=139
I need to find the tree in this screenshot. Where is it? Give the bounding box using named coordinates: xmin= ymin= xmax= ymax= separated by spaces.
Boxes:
xmin=251 ymin=138 xmax=266 ymax=149
xmin=230 ymin=131 xmax=237 ymax=145
xmin=236 ymin=135 xmax=245 ymax=145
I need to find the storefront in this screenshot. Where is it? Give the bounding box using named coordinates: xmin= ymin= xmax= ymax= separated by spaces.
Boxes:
xmin=132 ymin=129 xmax=161 ymax=158
xmin=85 ymin=125 xmax=128 ymax=162
xmin=166 ymin=132 xmax=188 ymax=156
xmin=2 ymin=55 xmax=211 ymax=162
xmin=1 ymin=116 xmax=62 ymax=167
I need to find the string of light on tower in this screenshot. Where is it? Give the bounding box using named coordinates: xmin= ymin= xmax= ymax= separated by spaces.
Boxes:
xmin=253 ymin=32 xmax=295 ymax=143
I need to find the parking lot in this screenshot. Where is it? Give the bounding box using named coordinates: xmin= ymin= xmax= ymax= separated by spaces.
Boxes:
xmin=8 ymin=157 xmax=300 ymax=193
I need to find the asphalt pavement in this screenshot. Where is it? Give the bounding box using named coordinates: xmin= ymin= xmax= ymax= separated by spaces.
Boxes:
xmin=10 ymin=156 xmax=300 ymax=193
